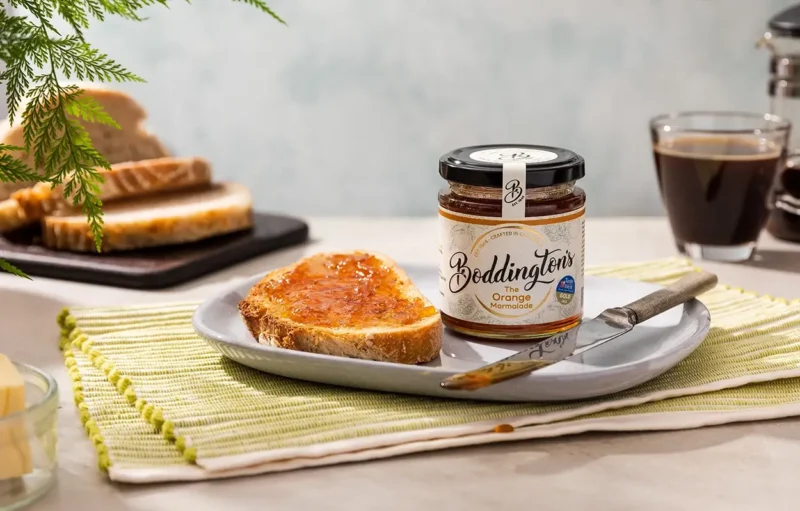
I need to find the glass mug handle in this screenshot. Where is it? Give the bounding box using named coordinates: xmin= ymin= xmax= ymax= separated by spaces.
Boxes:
xmin=785 ymin=148 xmax=800 ymax=167
xmin=771 ymin=149 xmax=800 ymax=212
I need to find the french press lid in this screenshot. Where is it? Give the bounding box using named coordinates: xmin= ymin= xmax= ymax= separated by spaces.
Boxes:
xmin=769 ymin=4 xmax=800 ymax=38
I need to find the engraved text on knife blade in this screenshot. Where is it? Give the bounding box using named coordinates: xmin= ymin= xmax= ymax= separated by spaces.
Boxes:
xmin=502 ymin=308 xmax=635 ymax=365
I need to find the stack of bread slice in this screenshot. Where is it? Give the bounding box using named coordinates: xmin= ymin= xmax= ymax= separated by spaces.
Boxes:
xmin=0 ymin=85 xmax=253 ymax=252
xmin=0 ymin=82 xmax=169 ymax=200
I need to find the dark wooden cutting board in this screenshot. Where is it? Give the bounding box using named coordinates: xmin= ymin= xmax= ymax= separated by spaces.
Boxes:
xmin=0 ymin=212 xmax=309 ymax=289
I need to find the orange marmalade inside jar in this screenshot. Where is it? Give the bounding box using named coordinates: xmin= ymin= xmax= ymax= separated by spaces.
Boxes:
xmin=438 ymin=145 xmax=586 ymax=340
xmin=258 ymin=252 xmax=437 ymax=328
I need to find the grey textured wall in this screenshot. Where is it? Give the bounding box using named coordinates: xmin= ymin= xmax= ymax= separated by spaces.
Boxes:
xmin=20 ymin=1 xmax=800 ymax=216
xmin=0 ymin=2 xmax=8 ymax=119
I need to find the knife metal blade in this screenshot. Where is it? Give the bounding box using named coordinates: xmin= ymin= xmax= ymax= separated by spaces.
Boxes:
xmin=440 ymin=270 xmax=718 ymax=391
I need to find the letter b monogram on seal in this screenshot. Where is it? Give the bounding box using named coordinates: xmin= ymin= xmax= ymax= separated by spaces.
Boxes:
xmin=504 ymin=179 xmax=523 ymax=205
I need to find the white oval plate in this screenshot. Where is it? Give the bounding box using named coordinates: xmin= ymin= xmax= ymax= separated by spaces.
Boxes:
xmin=192 ymin=266 xmax=710 ymax=402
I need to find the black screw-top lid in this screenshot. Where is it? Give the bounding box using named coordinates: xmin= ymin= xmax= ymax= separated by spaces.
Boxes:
xmin=769 ymin=4 xmax=800 ymax=37
xmin=439 ymin=144 xmax=585 ymax=188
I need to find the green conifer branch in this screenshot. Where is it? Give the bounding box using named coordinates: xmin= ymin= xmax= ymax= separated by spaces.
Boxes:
xmin=233 ymin=0 xmax=286 ymax=24
xmin=0 ymin=0 xmax=283 ymax=277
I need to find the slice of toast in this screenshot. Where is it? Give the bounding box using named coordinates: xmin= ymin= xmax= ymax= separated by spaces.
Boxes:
xmin=239 ymin=251 xmax=443 ymax=365
xmin=42 ymin=182 xmax=252 ymax=252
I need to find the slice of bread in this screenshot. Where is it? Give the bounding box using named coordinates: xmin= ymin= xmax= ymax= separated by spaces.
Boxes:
xmin=42 ymin=182 xmax=252 ymax=252
xmin=239 ymin=251 xmax=443 ymax=365
xmin=0 ymin=157 xmax=212 ymax=233
xmin=7 ymin=156 xmax=213 ymax=222
xmin=0 ymin=198 xmax=29 ymax=232
xmin=0 ymin=84 xmax=169 ymax=200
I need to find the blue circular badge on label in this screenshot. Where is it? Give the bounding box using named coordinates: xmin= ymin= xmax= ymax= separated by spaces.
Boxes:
xmin=556 ymin=276 xmax=575 ymax=305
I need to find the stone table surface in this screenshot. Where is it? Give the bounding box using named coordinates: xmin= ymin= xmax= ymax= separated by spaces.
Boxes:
xmin=2 ymin=217 xmax=800 ymax=511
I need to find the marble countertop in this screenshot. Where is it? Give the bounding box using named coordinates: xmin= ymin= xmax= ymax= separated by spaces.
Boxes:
xmin=3 ymin=217 xmax=799 ymax=511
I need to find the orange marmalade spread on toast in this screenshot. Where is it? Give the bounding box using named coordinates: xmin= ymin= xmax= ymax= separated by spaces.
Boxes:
xmin=260 ymin=253 xmax=437 ymax=328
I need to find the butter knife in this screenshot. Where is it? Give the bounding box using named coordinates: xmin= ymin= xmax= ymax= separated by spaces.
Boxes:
xmin=440 ymin=271 xmax=718 ymax=391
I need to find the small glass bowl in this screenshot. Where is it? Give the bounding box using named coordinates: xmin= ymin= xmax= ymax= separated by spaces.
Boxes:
xmin=0 ymin=362 xmax=58 ymax=511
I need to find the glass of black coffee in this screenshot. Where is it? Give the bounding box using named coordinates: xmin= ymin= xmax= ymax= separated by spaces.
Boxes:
xmin=650 ymin=111 xmax=791 ymax=262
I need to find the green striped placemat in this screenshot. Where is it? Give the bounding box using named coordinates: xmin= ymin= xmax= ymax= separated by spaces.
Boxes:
xmin=59 ymin=258 xmax=800 ymax=483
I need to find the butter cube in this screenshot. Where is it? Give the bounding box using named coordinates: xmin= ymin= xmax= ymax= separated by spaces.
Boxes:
xmin=0 ymin=354 xmax=32 ymax=480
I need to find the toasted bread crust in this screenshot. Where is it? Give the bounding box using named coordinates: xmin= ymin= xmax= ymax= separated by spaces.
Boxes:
xmin=11 ymin=157 xmax=213 ymax=219
xmin=0 ymin=157 xmax=213 ymax=234
xmin=42 ymin=182 xmax=252 ymax=252
xmin=0 ymin=199 xmax=29 ymax=232
xmin=238 ymin=252 xmax=443 ymax=365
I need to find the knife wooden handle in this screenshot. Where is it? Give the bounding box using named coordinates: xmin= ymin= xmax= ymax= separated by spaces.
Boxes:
xmin=622 ymin=271 xmax=718 ymax=324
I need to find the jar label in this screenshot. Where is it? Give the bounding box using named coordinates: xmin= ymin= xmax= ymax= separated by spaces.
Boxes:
xmin=438 ymin=207 xmax=585 ymax=326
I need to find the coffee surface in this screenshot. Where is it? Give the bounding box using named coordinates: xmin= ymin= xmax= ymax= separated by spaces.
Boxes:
xmin=654 ymin=136 xmax=782 ymax=246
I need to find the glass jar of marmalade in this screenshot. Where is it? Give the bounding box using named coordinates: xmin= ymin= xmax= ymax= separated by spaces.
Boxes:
xmin=438 ymin=144 xmax=586 ymax=340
